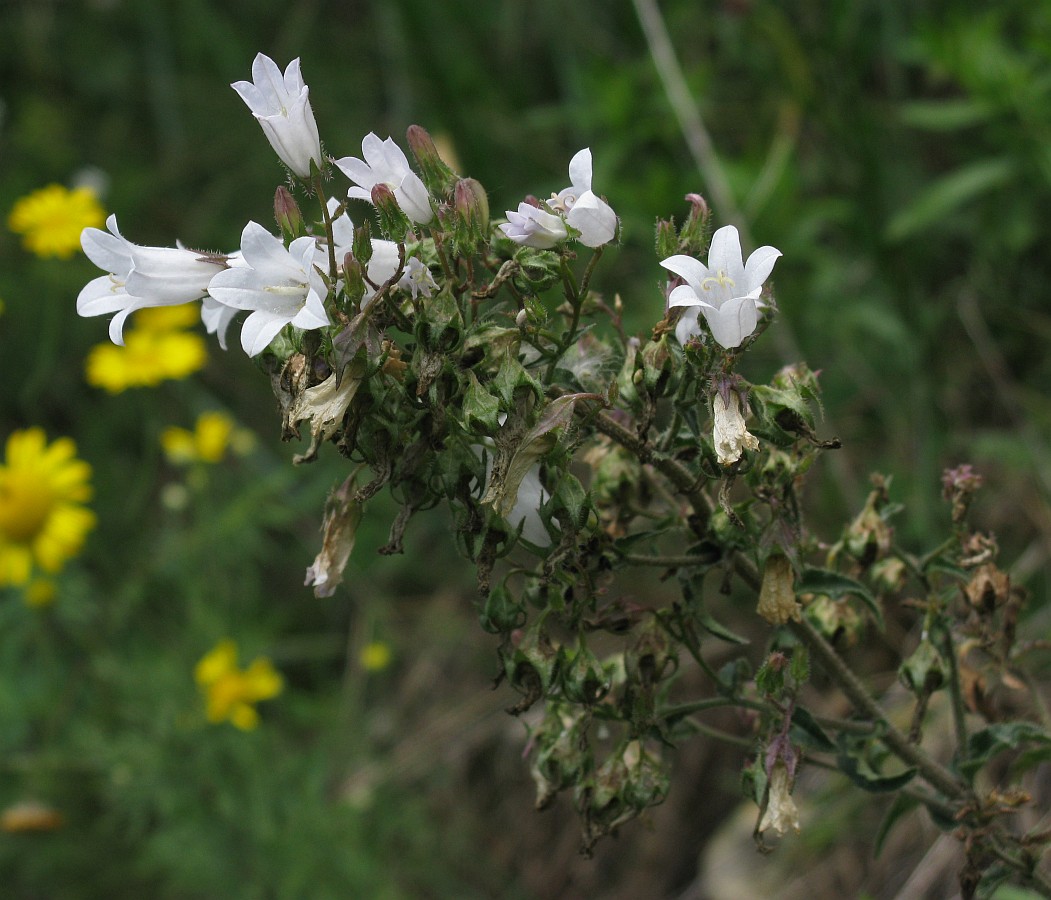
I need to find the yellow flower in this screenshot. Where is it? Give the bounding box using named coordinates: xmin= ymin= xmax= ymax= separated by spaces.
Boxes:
xmin=194 ymin=639 xmax=283 ymax=731
xmin=133 ymin=304 xmax=202 ymax=333
xmin=8 ymin=185 xmax=105 ymax=259
xmin=85 ymin=329 xmax=207 ymax=393
xmin=161 ymin=412 xmax=236 ymax=465
xmin=360 ymin=641 xmax=393 ymax=672
xmin=0 ymin=429 xmax=95 ymax=587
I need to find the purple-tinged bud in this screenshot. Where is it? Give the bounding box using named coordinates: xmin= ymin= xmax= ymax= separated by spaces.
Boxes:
xmin=352 ymin=221 xmax=373 ymax=267
xmin=454 ymin=177 xmax=490 ymax=237
xmin=371 ymin=183 xmax=412 ymax=239
xmin=342 ymin=252 xmax=364 ymax=306
xmin=406 ymin=124 xmax=460 ymax=197
xmin=655 ymin=218 xmax=678 ymax=260
xmin=274 ymin=186 xmax=305 ymax=239
xmin=678 ymin=192 xmax=711 ymax=256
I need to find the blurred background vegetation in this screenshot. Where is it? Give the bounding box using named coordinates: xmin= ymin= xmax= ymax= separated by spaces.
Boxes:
xmin=1 ymin=0 xmax=1049 ymax=896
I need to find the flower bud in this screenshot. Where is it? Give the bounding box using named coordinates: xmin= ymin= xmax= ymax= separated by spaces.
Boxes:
xmin=352 ymin=221 xmax=373 ymax=267
xmin=274 ymin=186 xmax=305 ymax=238
xmin=655 ymin=218 xmax=678 ymax=260
xmin=453 ymin=177 xmax=490 ymax=244
xmin=342 ymin=252 xmax=365 ymax=306
xmin=406 ymin=124 xmax=460 ymax=197
xmin=371 ymin=183 xmax=412 ymax=239
xmin=677 ymin=192 xmax=711 ymax=256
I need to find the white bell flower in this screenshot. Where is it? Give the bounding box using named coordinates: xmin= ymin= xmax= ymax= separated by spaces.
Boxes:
xmin=550 ymin=148 xmax=617 ymax=248
xmin=231 ymin=54 xmax=323 ymax=179
xmin=78 ymin=215 xmax=222 ymax=344
xmin=335 ymin=133 xmax=434 ymax=225
xmin=499 ymin=202 xmax=568 ymax=249
xmin=207 ymin=222 xmax=330 ymax=356
xmin=661 ymin=225 xmax=781 ymax=349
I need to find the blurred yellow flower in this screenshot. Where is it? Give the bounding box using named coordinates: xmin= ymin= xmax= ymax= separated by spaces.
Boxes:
xmin=24 ymin=578 xmax=57 ymax=608
xmin=360 ymin=640 xmax=393 ymax=672
xmin=85 ymin=329 xmax=207 ymax=393
xmin=194 ymin=639 xmax=283 ymax=730
xmin=161 ymin=412 xmax=236 ymax=465
xmin=8 ymin=184 xmax=105 ymax=259
xmin=133 ymin=303 xmax=202 ymax=332
xmin=0 ymin=429 xmax=95 ymax=587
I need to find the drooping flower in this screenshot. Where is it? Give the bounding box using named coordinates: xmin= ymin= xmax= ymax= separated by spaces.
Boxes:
xmin=194 ymin=639 xmax=283 ymax=730
xmin=549 ymin=148 xmax=618 ymax=248
xmin=0 ymin=429 xmax=95 ymax=587
xmin=499 ymin=202 xmax=569 ymax=249
xmin=335 ymin=133 xmax=434 ymax=224
xmin=78 ymin=215 xmax=224 ymax=344
xmin=231 ymin=53 xmax=323 ymax=179
xmin=757 ymin=555 xmax=801 ymax=625
xmin=661 ymin=225 xmax=781 ymax=349
xmin=758 ymin=759 xmax=801 ymax=836
xmin=206 ymin=221 xmax=330 ymax=356
xmin=8 ymin=184 xmax=105 ymax=259
xmin=712 ymin=389 xmax=759 ymax=466
xmin=161 ymin=411 xmax=240 ymax=465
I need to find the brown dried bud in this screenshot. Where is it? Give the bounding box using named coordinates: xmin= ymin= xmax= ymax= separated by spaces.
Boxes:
xmin=965 ymin=563 xmax=1010 ymax=612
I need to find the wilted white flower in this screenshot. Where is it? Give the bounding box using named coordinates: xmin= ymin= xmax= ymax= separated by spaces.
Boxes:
xmin=661 ymin=225 xmax=781 ymax=349
xmin=757 ymin=555 xmax=800 ymax=625
xmin=335 ymin=134 xmax=433 ymax=225
xmin=78 ymin=215 xmax=223 ymax=344
xmin=207 ymin=221 xmax=330 ymax=356
xmin=758 ymin=760 xmax=800 ymax=836
xmin=231 ymin=53 xmax=323 ymax=179
xmin=712 ymin=390 xmax=759 ymax=466
xmin=549 ymin=148 xmax=617 ymax=248
xmin=499 ymin=202 xmax=568 ymax=249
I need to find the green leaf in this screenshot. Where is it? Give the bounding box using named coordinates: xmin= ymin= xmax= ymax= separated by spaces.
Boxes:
xmin=789 ymin=706 xmax=835 ymax=752
xmin=462 ymin=372 xmax=502 ymax=433
xmin=694 ymin=604 xmax=749 ymax=645
xmin=886 ymin=158 xmax=1016 ymax=241
xmin=875 ymin=792 xmax=919 ymax=857
xmin=962 ymin=722 xmax=1051 ymax=780
xmin=898 ymin=99 xmax=996 ymax=131
xmin=837 ymin=751 xmax=917 ymax=793
xmin=798 ymin=567 xmax=884 ymax=629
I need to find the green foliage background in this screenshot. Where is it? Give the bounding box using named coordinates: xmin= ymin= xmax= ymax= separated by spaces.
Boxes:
xmin=1 ymin=0 xmax=1049 ymax=896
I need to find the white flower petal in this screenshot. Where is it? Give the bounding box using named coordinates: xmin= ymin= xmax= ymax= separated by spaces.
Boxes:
xmin=567 ymin=148 xmax=593 ymax=192
xmin=667 ymin=283 xmax=701 ymax=309
xmin=240 ymin=310 xmax=290 ymax=357
xmin=744 ymin=245 xmax=782 ymax=292
xmin=565 ymin=191 xmax=616 ymax=247
xmin=701 ymin=295 xmax=759 ymax=349
xmin=660 ymin=254 xmax=709 ymax=291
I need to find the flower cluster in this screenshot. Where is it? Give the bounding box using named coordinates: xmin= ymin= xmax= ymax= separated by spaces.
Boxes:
xmin=161 ymin=411 xmax=253 ymax=466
